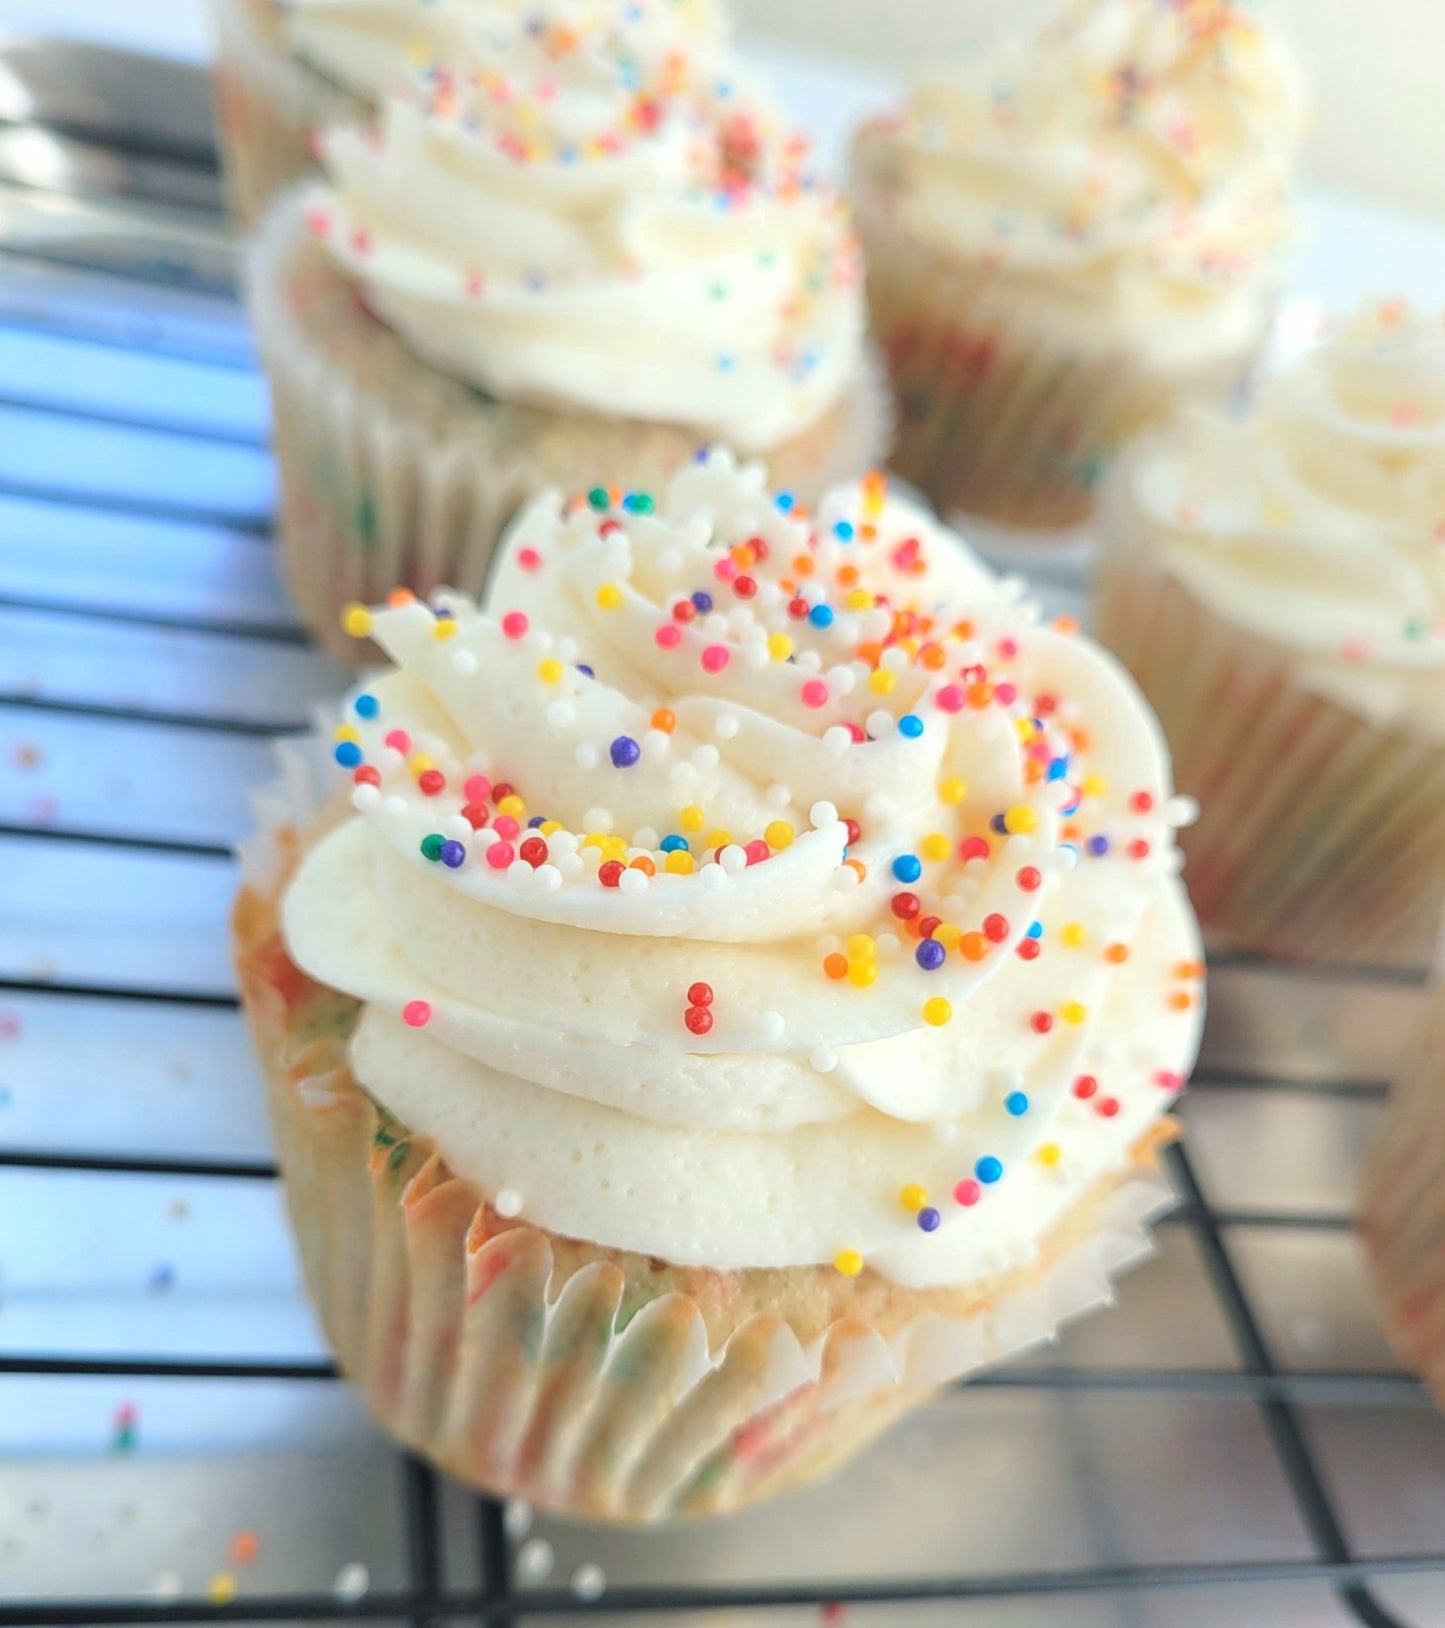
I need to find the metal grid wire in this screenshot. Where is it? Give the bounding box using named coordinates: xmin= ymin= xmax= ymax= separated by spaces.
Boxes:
xmin=3 ymin=35 xmax=1445 ymax=1628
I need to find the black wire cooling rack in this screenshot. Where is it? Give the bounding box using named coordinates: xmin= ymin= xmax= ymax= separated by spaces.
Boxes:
xmin=5 ymin=34 xmax=1445 ymax=1628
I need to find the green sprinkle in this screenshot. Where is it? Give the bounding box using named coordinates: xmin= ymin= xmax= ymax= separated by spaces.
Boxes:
xmin=356 ymin=491 xmax=377 ymax=547
xmin=587 ymin=486 xmax=610 ymax=511
xmin=1405 ymin=617 xmax=1427 ymax=640
xmin=420 ymin=833 xmax=445 ymax=861
xmin=623 ymin=492 xmax=654 ymax=515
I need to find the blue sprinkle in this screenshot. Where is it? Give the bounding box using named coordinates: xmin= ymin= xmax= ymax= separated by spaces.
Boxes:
xmin=527 ymin=815 xmax=546 ymax=828
xmin=1005 ymin=1091 xmax=1029 ymax=1117
xmin=808 ymin=603 xmax=835 ymax=629
xmin=660 ymin=834 xmax=689 ymax=853
xmin=576 ymin=663 xmax=595 ymax=678
xmin=891 ymin=854 xmax=922 ymax=884
xmin=898 ymin=714 xmax=924 ymax=739
xmin=776 ymin=492 xmax=796 ymax=512
xmin=333 ymin=741 xmax=363 ymax=769
xmin=990 ymin=813 xmax=1009 ymax=835
xmin=833 ymin=519 xmax=855 ymax=542
xmin=353 ymin=693 xmax=380 ymax=719
xmin=916 ymin=1207 xmax=941 ymax=1233
xmin=693 ymin=447 xmax=709 ymax=463
xmin=1047 ymin=756 xmax=1069 ymax=781
xmin=1088 ymin=835 xmax=1110 ymax=857
xmin=716 ymin=353 xmax=736 ymax=373
xmin=610 ymin=735 xmax=641 ymax=769
xmin=976 ymin=1155 xmax=1004 ymax=1184
xmin=1026 ymin=921 xmax=1043 ymax=939
xmin=691 ymin=590 xmax=714 ymax=613
xmin=915 ymin=939 xmax=946 ymax=971
xmin=439 ymin=839 xmax=466 ymax=868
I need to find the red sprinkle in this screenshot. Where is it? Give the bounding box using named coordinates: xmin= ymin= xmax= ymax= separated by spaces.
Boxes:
xmin=1016 ymin=939 xmax=1041 ymax=962
xmin=982 ymin=913 xmax=1009 ymax=943
xmin=1029 ymin=1011 xmax=1053 ymax=1034
xmin=1127 ymin=839 xmax=1151 ymax=861
xmin=734 ymin=574 xmax=757 ymax=598
xmin=461 ymin=803 xmax=489 ymax=829
xmin=519 ymin=836 xmax=548 ymax=867
xmin=354 ymin=766 xmax=381 ymax=788
xmin=843 ymin=818 xmax=862 ymax=846
xmin=684 ymin=1005 xmax=713 ymax=1035
xmin=598 ymin=859 xmax=625 ymax=887
xmin=492 ymin=782 xmax=515 ymax=803
xmin=1016 ymin=866 xmax=1043 ymax=892
xmin=1130 ymin=791 xmax=1155 ymax=813
xmin=959 ymin=835 xmax=991 ymax=862
xmin=918 ymin=916 xmax=941 ymax=939
xmin=687 ymin=982 xmax=714 ymax=1006
xmin=417 ymin=769 xmax=446 ymax=796
xmin=673 ymin=600 xmax=697 ymax=623
xmin=891 ymin=892 xmax=921 ymax=920
xmin=1073 ymin=1074 xmax=1098 ymax=1100
xmin=1098 ymin=1096 xmax=1121 ymax=1118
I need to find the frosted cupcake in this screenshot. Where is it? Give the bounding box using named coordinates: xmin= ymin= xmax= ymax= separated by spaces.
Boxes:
xmin=1096 ymin=299 xmax=1445 ymax=966
xmin=852 ymin=0 xmax=1304 ymax=530
xmin=213 ymin=0 xmax=727 ymax=226
xmin=234 ymin=450 xmax=1204 ymax=1520
xmin=248 ymin=3 xmax=882 ymax=661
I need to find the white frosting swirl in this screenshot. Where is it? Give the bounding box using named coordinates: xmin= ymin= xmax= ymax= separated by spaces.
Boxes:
xmin=281 ymin=0 xmax=726 ymax=103
xmin=307 ymin=2 xmax=864 ymax=449
xmin=283 ymin=451 xmax=1203 ymax=1286
xmin=855 ymin=0 xmax=1304 ymax=356
xmin=1131 ymin=299 xmax=1445 ymax=738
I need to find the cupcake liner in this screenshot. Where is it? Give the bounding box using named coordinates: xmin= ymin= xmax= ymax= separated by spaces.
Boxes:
xmin=1361 ymin=968 xmax=1445 ymax=1400
xmin=1094 ymin=463 xmax=1445 ymax=969
xmin=853 ymin=162 xmax=1262 ymax=532
xmin=233 ymin=727 xmax=1178 ymax=1521
xmin=212 ymin=0 xmax=367 ymax=230
xmin=247 ymin=190 xmax=891 ymax=665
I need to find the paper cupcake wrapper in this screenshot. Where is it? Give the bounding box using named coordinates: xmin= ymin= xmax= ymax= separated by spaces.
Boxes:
xmin=1094 ymin=469 xmax=1445 ymax=969
xmin=212 ymin=0 xmax=367 ymax=230
xmin=1361 ymin=969 xmax=1445 ymax=1399
xmin=247 ymin=190 xmax=890 ymax=665
xmin=233 ymin=727 xmax=1177 ymax=1520
xmin=852 ymin=161 xmax=1264 ymax=532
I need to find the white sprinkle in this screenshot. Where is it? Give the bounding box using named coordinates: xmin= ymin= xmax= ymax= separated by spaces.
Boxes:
xmin=380 ymin=746 xmax=407 ymax=773
xmin=719 ymin=843 xmax=748 ymax=874
xmin=671 ymin=759 xmax=699 ymax=786
xmin=861 ymin=608 xmax=892 ymax=641
xmin=333 ymin=1563 xmax=370 ymax=1602
xmin=617 ymin=865 xmax=648 ymax=894
xmin=557 ymin=637 xmax=579 ymax=663
xmin=549 ymin=829 xmax=580 ymax=855
xmin=880 ymin=645 xmax=909 ymax=673
xmin=503 ymin=1498 xmax=533 ymax=1540
xmin=699 ymin=863 xmax=727 ymax=890
xmin=1046 ymin=781 xmax=1073 ymax=809
xmin=1166 ymin=847 xmax=1186 ymax=874
xmin=351 ymin=784 xmax=381 ymax=812
xmin=1165 ymin=795 xmax=1200 ymax=828
xmin=822 ymin=725 xmax=852 ymax=757
xmin=657 ymin=547 xmax=682 ymax=574
xmin=796 ymin=648 xmax=823 ymax=672
xmin=449 ymin=649 xmax=479 ymax=676
xmin=641 ymin=729 xmax=671 ymax=758
xmin=817 ymin=934 xmax=842 ymax=956
xmin=714 ymin=713 xmax=740 ymax=740
xmin=693 ymin=743 xmax=720 ymax=771
xmin=442 ymin=815 xmax=472 ymax=841
xmin=875 ymin=932 xmax=902 ymax=957
xmin=583 ymin=807 xmax=614 ymax=833
xmin=516 ymin=1539 xmax=554 ymax=1583
xmin=743 ymin=641 xmax=770 ymax=670
xmin=703 ymin=612 xmax=728 ymax=637
xmin=832 ymin=865 xmax=860 ymax=891
xmin=810 ymin=1046 xmax=838 ymax=1073
xmin=862 ymin=792 xmax=894 ymax=824
xmin=866 ymin=709 xmax=895 ymax=739
xmin=827 ymin=664 xmax=857 ymax=696
xmin=766 ymin=783 xmax=791 ymax=810
xmin=759 ymin=1011 xmax=786 ymax=1042
xmin=576 ymin=743 xmax=600 ymax=770
xmin=494 ymin=1188 xmax=523 ymax=1218
xmin=558 ymin=852 xmax=585 ymax=881
xmin=507 ymin=859 xmax=532 ymax=884
xmin=572 ymin=1563 xmax=606 ymax=1601
xmin=810 ymin=800 xmax=838 ymax=829
xmin=522 ymin=629 xmax=549 ymax=655
xmin=632 ymin=826 xmax=660 ymax=850
xmin=381 ymin=794 xmax=409 ymax=822
xmin=546 ymin=701 xmax=576 ymax=729
xmin=535 ymin=864 xmax=563 ymax=892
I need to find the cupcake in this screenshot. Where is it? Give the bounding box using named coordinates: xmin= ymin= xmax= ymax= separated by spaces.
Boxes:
xmin=213 ymin=0 xmax=727 ymax=227
xmin=247 ymin=3 xmax=883 ymax=662
xmin=852 ymin=0 xmax=1304 ymax=531
xmin=234 ymin=450 xmax=1204 ymax=1520
xmin=1096 ymin=298 xmax=1445 ymax=967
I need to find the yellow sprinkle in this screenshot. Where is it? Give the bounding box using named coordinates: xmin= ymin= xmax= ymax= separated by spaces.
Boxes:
xmin=845 ymin=589 xmax=873 ymax=612
xmin=845 ymin=934 xmax=876 ymax=959
xmin=1081 ymin=773 xmax=1107 ymax=799
xmin=664 ymin=849 xmax=695 ymax=875
xmin=540 ymin=820 xmax=563 ymax=836
xmin=603 ymin=837 xmax=628 ymax=861
xmin=1060 ymin=1001 xmax=1087 ymax=1025
xmin=497 ymin=794 xmax=525 ymax=819
xmin=767 ymin=632 xmax=794 ymax=661
xmin=333 ymin=725 xmax=360 ymax=745
xmin=1004 ymin=805 xmax=1037 ymax=835
xmin=847 ymin=959 xmax=878 ymax=988
xmin=834 ymin=1249 xmax=864 ymax=1277
xmin=408 ymin=753 xmax=434 ymax=777
xmin=596 ymin=583 xmax=622 ymax=610
xmin=934 ymin=922 xmax=961 ymax=950
xmin=706 ymin=830 xmax=732 ymax=851
xmin=207 ymin=1574 xmax=238 ymax=1606
xmin=341 ymin=603 xmax=372 ymax=639
xmin=1014 ymin=717 xmax=1035 ymax=742
xmin=939 ymin=777 xmax=967 ymax=806
xmin=433 ymin=619 xmax=459 ymax=641
xmin=868 ymin=669 xmax=896 ymax=696
xmin=920 ymin=832 xmax=951 ymax=863
xmin=680 ymin=805 xmax=706 ymax=832
xmin=899 ymin=1184 xmax=928 ymax=1213
xmin=537 ymin=658 xmax=564 ymax=683
xmin=1036 ymin=1143 xmax=1062 ymax=1168
xmin=1060 ymin=923 xmax=1087 ymax=948
xmin=765 ymin=820 xmax=795 ymax=850
xmin=582 ymin=832 xmax=606 ymax=851
xmin=922 ymin=997 xmax=952 ymax=1027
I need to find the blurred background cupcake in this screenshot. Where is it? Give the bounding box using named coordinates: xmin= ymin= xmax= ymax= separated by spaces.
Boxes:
xmin=1096 ymin=297 xmax=1445 ymax=967
xmin=213 ymin=0 xmax=728 ymax=226
xmin=852 ymin=0 xmax=1305 ymax=533
xmin=247 ymin=1 xmax=883 ymax=660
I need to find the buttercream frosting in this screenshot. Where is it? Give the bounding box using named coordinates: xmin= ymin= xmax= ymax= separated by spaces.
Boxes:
xmin=1130 ymin=298 xmax=1445 ymax=739
xmin=305 ymin=1 xmax=864 ymax=449
xmin=283 ymin=451 xmax=1203 ymax=1287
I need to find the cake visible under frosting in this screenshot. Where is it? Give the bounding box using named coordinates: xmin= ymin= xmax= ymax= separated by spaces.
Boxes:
xmin=283 ymin=452 xmax=1203 ymax=1287
xmin=854 ymin=0 xmax=1304 ymax=361
xmin=304 ymin=0 xmax=864 ymax=450
xmin=1131 ymin=299 xmax=1445 ymax=739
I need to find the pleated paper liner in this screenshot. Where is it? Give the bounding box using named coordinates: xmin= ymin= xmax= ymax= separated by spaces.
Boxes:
xmin=1095 ymin=461 xmax=1445 ymax=969
xmin=212 ymin=0 xmax=365 ymax=230
xmin=851 ymin=148 xmax=1261 ymax=533
xmin=233 ymin=732 xmax=1179 ymax=1521
xmin=1362 ymin=971 xmax=1445 ymax=1404
xmin=247 ymin=189 xmax=892 ymax=666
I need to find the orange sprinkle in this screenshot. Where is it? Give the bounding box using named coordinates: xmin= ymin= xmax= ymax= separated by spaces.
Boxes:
xmin=1054 ymin=615 xmax=1080 ymax=634
xmin=919 ymin=644 xmax=947 ymax=670
xmin=860 ymin=523 xmax=878 ymax=541
xmin=967 ymin=682 xmax=994 ymax=708
xmin=959 ymin=931 xmax=988 ymax=962
xmin=1105 ymin=943 xmax=1130 ymax=964
xmin=651 ymin=707 xmax=676 ymax=733
xmin=823 ymin=952 xmax=848 ymax=980
xmin=1174 ymin=959 xmax=1205 ymax=980
xmin=793 ymin=554 xmax=815 ymax=577
xmin=630 ymin=855 xmax=656 ymax=877
xmin=387 ymin=587 xmax=415 ymax=608
xmin=858 ymin=641 xmax=883 ymax=667
xmin=1168 ymin=990 xmax=1194 ymax=1011
xmin=836 ymin=564 xmax=860 ymax=588
xmin=843 ymin=858 xmax=867 ymax=882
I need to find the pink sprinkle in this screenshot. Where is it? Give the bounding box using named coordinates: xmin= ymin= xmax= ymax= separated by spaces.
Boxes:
xmin=306 ymin=206 xmax=332 ymax=238
xmin=493 ymin=815 xmax=520 ymax=840
xmin=517 ymin=548 xmax=541 ymax=572
xmin=403 ymin=1000 xmax=431 ymax=1028
xmin=501 ymin=611 xmax=529 ymax=640
xmin=714 ymin=557 xmax=738 ymax=582
xmin=745 ymin=839 xmax=770 ymax=865
xmin=1155 ymin=1070 xmax=1185 ymax=1092
xmin=384 ymin=729 xmax=411 ymax=753
xmin=350 ymin=227 xmax=372 ymax=256
xmin=701 ymin=644 xmax=730 ymax=674
xmin=800 ymin=679 xmax=829 ymax=708
xmin=464 ymin=774 xmax=491 ymax=802
xmin=465 ymin=270 xmax=485 ymax=299
xmin=486 ymin=841 xmax=515 ymax=869
xmin=655 ymin=624 xmax=682 ymax=649
xmin=994 ymin=682 xmax=1017 ymax=706
xmin=1342 ymin=638 xmax=1370 ymax=662
xmin=936 ymin=684 xmax=965 ymax=713
xmin=997 ymin=638 xmax=1019 ymax=659
xmin=846 ymin=721 xmax=866 ymax=743
xmin=953 ymin=1179 xmax=981 ymax=1208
